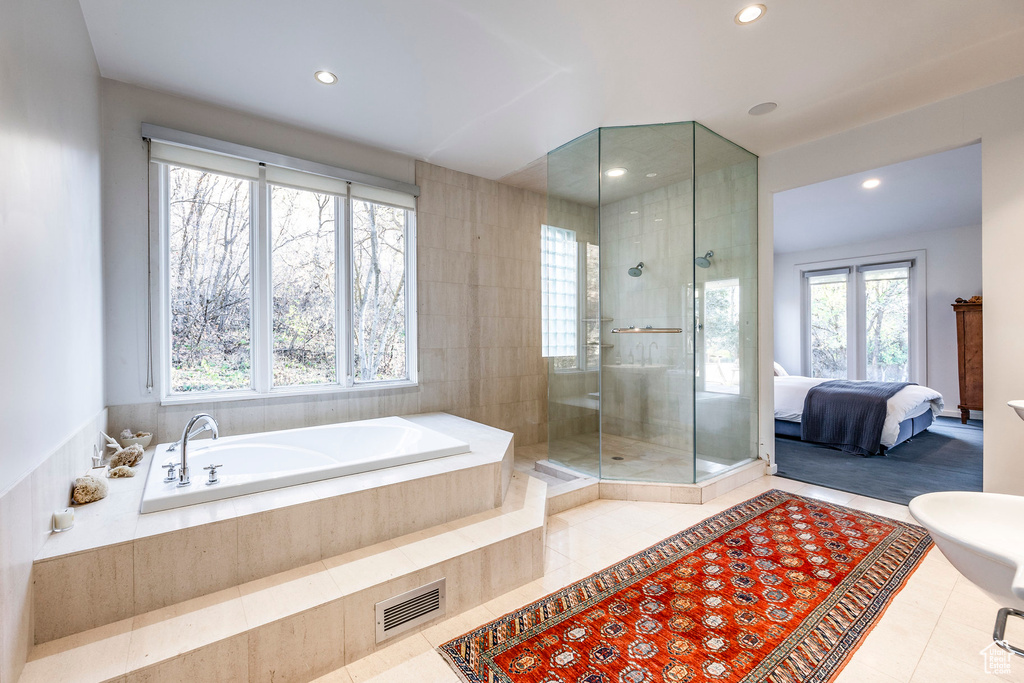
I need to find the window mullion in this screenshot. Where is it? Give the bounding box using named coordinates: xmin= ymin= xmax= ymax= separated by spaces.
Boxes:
xmin=342 ymin=184 xmax=354 ymax=387
xmin=253 ymin=165 xmax=272 ymax=393
xmin=405 ymin=209 xmax=418 ymax=383
xmin=334 ymin=194 xmax=345 ymax=386
xmin=156 ymin=164 xmax=171 ymax=398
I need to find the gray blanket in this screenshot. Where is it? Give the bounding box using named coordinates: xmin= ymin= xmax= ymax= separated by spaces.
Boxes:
xmin=801 ymin=380 xmax=912 ymax=456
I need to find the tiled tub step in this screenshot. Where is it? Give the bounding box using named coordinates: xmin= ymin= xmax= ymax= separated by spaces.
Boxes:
xmin=18 ymin=474 xmax=546 ymax=683
xmin=31 ymin=413 xmax=515 ymax=646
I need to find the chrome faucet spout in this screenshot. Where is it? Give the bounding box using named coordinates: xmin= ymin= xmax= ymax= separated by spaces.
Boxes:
xmin=177 ymin=414 xmax=219 ymax=487
xmin=166 ymin=423 xmax=212 ymax=452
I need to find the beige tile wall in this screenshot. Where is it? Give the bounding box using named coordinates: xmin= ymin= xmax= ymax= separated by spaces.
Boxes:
xmin=0 ymin=409 xmax=107 ymax=683
xmin=108 ymin=161 xmax=548 ymax=449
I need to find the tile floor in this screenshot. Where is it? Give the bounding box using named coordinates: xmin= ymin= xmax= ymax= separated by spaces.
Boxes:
xmin=312 ymin=475 xmax=1024 ymax=682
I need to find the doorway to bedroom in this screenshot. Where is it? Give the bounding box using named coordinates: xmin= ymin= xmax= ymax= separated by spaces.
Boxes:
xmin=771 ymin=143 xmax=983 ymax=505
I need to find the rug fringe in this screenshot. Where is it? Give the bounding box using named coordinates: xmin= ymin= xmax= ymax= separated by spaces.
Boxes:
xmin=435 ymin=646 xmax=478 ymax=683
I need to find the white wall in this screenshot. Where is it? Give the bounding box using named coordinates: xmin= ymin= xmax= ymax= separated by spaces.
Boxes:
xmin=773 ymin=225 xmax=982 ymax=416
xmin=758 ymin=76 xmax=1024 ymax=494
xmin=101 ymin=80 xmax=416 ymax=406
xmin=0 ymin=1 xmax=104 ymax=680
xmin=0 ymin=0 xmax=104 ymax=495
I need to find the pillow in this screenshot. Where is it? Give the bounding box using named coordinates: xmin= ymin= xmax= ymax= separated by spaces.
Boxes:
xmin=773 ymin=361 xmax=789 ymax=377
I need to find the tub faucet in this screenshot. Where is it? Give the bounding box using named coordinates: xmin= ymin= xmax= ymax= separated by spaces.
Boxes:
xmin=176 ymin=413 xmax=219 ymax=487
xmin=649 ymin=341 xmax=659 ymax=365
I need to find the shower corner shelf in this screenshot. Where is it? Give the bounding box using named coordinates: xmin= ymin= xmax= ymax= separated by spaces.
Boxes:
xmin=582 ymin=318 xmax=614 ymax=323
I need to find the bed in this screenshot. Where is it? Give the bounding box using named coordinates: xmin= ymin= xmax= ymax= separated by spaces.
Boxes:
xmin=774 ymin=368 xmax=944 ymax=454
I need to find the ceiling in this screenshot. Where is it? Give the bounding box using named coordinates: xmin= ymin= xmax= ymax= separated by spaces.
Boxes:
xmin=78 ymin=0 xmax=1024 ymax=180
xmin=773 ymin=143 xmax=982 ymax=254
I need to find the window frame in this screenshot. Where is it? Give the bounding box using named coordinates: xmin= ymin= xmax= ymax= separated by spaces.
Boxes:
xmin=152 ymin=159 xmax=418 ymax=405
xmin=798 ymin=250 xmax=926 ymax=383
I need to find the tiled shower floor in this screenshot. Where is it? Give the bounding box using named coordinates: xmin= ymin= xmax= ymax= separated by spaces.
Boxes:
xmin=529 ymin=433 xmax=748 ymax=482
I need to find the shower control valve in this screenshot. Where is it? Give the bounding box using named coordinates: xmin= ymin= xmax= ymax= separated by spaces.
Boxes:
xmin=203 ymin=464 xmax=223 ymax=485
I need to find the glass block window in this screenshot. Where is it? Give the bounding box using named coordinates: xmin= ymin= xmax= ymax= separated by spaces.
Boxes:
xmin=541 ymin=225 xmax=578 ymax=360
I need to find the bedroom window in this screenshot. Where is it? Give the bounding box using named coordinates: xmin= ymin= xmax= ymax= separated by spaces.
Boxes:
xmin=803 ymin=258 xmax=919 ymax=382
xmin=806 ymin=270 xmax=849 ymax=379
xmin=862 ymin=264 xmax=910 ymax=381
xmin=148 ymin=129 xmax=418 ymax=402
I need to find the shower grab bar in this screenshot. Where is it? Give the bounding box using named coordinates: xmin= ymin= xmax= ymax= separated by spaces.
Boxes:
xmin=611 ymin=326 xmax=683 ymax=334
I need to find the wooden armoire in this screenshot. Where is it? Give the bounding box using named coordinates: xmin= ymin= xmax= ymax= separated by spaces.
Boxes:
xmin=952 ymin=297 xmax=983 ymax=423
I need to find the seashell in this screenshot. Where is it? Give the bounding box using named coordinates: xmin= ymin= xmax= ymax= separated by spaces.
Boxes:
xmin=108 ymin=466 xmax=136 ymax=478
xmin=72 ymin=474 xmax=108 ymax=504
xmin=108 ymin=443 xmax=144 ymax=468
xmin=120 ymin=428 xmax=134 ymax=440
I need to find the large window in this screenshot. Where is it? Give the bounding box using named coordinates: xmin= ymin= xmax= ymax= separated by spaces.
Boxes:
xmin=863 ymin=265 xmax=910 ymax=381
xmin=152 ymin=137 xmax=417 ymax=401
xmin=803 ymin=258 xmax=919 ymax=382
xmin=807 ymin=270 xmax=849 ymax=379
xmin=167 ymin=165 xmax=253 ymax=392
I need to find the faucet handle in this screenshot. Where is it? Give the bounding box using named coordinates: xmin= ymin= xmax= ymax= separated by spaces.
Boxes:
xmin=203 ymin=464 xmax=223 ymax=485
xmin=161 ymin=463 xmax=178 ymax=482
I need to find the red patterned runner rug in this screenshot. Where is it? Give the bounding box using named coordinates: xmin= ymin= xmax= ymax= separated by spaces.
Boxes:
xmin=439 ymin=489 xmax=932 ymax=683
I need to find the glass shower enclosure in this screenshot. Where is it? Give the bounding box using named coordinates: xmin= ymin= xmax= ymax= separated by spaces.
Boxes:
xmin=543 ymin=122 xmax=758 ymax=484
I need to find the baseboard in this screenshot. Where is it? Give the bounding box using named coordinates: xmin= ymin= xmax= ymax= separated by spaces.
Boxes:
xmin=939 ymin=409 xmax=983 ymax=421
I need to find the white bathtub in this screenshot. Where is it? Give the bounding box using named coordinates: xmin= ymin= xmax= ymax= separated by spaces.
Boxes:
xmin=140 ymin=416 xmax=471 ymax=513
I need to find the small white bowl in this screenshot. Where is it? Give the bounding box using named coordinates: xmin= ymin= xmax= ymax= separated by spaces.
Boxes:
xmin=119 ymin=433 xmax=153 ymax=449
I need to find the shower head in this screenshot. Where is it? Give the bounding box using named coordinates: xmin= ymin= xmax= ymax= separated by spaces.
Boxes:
xmin=628 ymin=262 xmax=645 ymax=277
xmin=695 ymin=250 xmax=714 ymax=269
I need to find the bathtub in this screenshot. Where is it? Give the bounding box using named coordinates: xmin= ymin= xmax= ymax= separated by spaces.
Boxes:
xmin=140 ymin=416 xmax=471 ymax=513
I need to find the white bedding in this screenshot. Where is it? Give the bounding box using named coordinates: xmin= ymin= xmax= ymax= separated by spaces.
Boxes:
xmin=774 ymin=376 xmax=944 ymax=447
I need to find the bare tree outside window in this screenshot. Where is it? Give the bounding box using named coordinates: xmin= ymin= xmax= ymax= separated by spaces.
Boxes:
xmin=352 ymin=199 xmax=407 ymax=382
xmin=864 ymin=267 xmax=910 ymax=381
xmin=808 ymin=273 xmax=848 ymax=379
xmin=271 ymin=186 xmax=337 ymax=386
xmin=168 ymin=166 xmax=252 ymax=392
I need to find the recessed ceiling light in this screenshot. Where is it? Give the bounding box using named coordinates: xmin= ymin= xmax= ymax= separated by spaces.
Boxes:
xmin=862 ymin=178 xmax=881 ymax=189
xmin=645 ymin=172 xmax=658 ymax=178
xmin=314 ymin=70 xmax=338 ymax=85
xmin=654 ymin=218 xmax=664 ymax=222
xmin=605 ymin=167 xmax=627 ymax=177
xmin=735 ymin=4 xmax=766 ymax=24
xmin=748 ymin=102 xmax=778 ymax=116
xmin=630 ymin=210 xmax=639 ymax=215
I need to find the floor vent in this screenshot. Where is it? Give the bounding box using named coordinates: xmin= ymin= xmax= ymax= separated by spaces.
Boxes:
xmin=375 ymin=578 xmax=446 ymax=643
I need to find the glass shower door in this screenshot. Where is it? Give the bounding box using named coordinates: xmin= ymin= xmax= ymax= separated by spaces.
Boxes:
xmin=544 ymin=130 xmax=601 ymax=478
xmin=598 ymin=123 xmax=696 ymax=484
xmin=693 ymin=124 xmax=758 ymax=480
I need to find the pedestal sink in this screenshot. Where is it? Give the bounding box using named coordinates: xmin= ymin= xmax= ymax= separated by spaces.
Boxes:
xmin=907 ymin=400 xmax=1024 ymax=657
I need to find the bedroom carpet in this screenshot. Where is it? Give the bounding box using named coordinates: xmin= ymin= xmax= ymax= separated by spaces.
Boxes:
xmin=774 ymin=416 xmax=982 ymax=505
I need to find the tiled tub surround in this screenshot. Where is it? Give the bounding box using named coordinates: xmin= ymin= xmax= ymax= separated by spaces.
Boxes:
xmin=31 ymin=414 xmax=514 ymax=645
xmin=0 ymin=409 xmax=107 ymax=683
xmin=108 ymin=159 xmax=549 ymax=450
xmin=20 ymin=473 xmax=546 ymax=683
